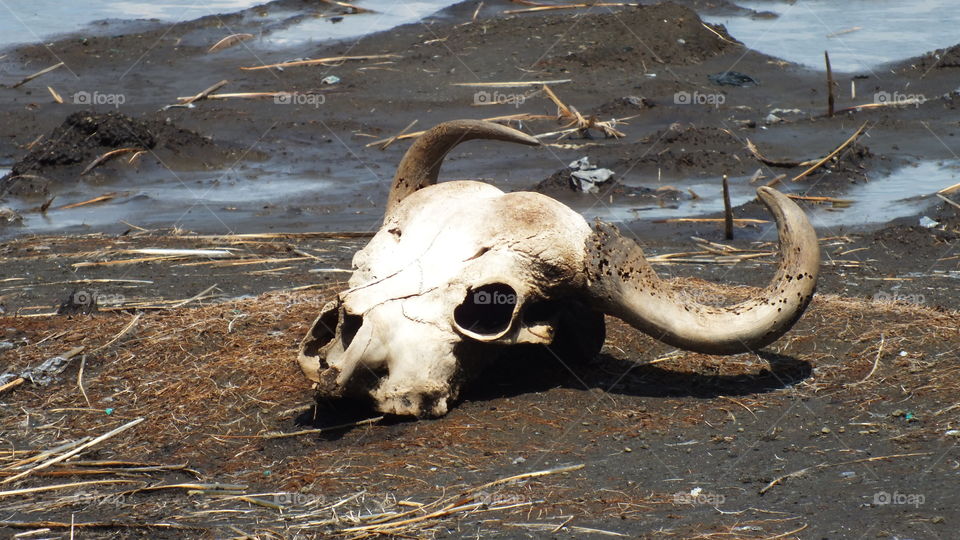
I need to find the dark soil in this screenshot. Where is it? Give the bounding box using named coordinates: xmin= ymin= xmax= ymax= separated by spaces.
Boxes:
xmin=617 ymin=124 xmax=758 ymax=177
xmin=1 ymin=267 xmax=958 ymax=539
xmin=528 ymin=3 xmax=740 ymax=70
xmin=911 ymin=44 xmax=960 ymax=72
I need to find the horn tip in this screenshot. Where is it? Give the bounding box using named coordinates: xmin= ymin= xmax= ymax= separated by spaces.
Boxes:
xmin=755 ymin=186 xmax=790 ymax=207
xmin=522 ymin=133 xmax=542 ymax=147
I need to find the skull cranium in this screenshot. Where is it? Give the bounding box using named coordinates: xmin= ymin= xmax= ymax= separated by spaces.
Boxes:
xmin=299 ymin=120 xmax=819 ymax=417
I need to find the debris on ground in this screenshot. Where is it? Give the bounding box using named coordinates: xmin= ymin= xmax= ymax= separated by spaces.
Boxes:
xmin=708 ymin=70 xmax=759 ymax=87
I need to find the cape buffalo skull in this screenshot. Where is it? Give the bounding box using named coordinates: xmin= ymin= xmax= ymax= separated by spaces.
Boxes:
xmin=298 ymin=120 xmax=819 ymax=417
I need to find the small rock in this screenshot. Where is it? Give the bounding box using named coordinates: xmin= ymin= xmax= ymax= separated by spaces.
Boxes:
xmin=621 ymin=95 xmax=653 ymax=108
xmin=512 ymin=456 xmax=526 ymax=464
xmin=919 ymin=216 xmax=939 ymax=228
xmin=821 ymin=427 xmax=831 ymax=434
xmin=567 ymin=157 xmax=615 ymax=194
xmin=0 ymin=207 xmax=23 ymax=224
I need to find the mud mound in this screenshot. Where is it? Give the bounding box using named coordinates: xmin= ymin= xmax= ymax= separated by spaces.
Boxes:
xmin=615 ymin=124 xmax=752 ymax=177
xmin=822 ymin=142 xmax=873 ymax=182
xmin=913 ymin=43 xmax=960 ymax=70
xmin=874 ymin=199 xmax=960 ymax=247
xmin=13 ymin=112 xmax=160 ymax=172
xmin=452 ymin=2 xmax=738 ymax=75
xmin=530 ymin=163 xmax=682 ymax=206
xmin=542 ymin=3 xmax=739 ymax=70
xmin=0 ymin=111 xmax=219 ymax=197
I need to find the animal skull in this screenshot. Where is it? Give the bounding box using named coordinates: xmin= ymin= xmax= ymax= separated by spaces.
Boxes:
xmin=299 ymin=120 xmax=819 ymax=417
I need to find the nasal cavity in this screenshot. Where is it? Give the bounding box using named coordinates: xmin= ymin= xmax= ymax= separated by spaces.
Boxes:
xmin=340 ymin=312 xmax=363 ymax=350
xmin=522 ymin=299 xmax=558 ymax=326
xmin=454 ymin=283 xmax=517 ymax=337
xmin=302 ymin=302 xmax=341 ymax=357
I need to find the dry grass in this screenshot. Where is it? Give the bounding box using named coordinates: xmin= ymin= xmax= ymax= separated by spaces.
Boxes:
xmin=1 ymin=282 xmax=958 ymax=537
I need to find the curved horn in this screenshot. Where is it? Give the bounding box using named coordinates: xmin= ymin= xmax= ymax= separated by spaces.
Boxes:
xmin=586 ymin=187 xmax=819 ymax=355
xmin=386 ymin=120 xmax=540 ymax=216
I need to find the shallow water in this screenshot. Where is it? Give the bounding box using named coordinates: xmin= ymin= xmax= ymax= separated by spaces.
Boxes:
xmin=6 ymin=160 xmax=957 ymax=236
xmin=809 ymin=161 xmax=959 ymax=228
xmin=8 ymin=165 xmax=379 ymax=236
xmin=587 ymin=177 xmax=758 ymax=223
xmin=6 ymin=0 xmax=955 ymax=71
xmin=581 ymin=160 xmax=959 ymax=229
xmin=704 ymin=0 xmax=959 ymax=72
xmin=263 ymin=1 xmax=458 ymax=47
xmin=0 ymin=0 xmax=460 ymax=51
xmin=0 ymin=1 xmax=264 ymax=49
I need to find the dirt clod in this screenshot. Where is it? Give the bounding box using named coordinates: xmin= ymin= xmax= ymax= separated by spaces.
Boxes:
xmin=1 ymin=111 xmax=218 ymax=196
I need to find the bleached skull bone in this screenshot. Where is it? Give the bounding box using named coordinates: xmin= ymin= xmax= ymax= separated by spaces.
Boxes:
xmin=299 ymin=120 xmax=820 ymax=417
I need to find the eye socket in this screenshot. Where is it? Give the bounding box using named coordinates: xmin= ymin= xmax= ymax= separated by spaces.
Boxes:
xmin=454 ymin=283 xmax=518 ymax=338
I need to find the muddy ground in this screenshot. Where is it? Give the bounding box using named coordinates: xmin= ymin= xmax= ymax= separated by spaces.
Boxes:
xmin=0 ymin=0 xmax=959 ymax=538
